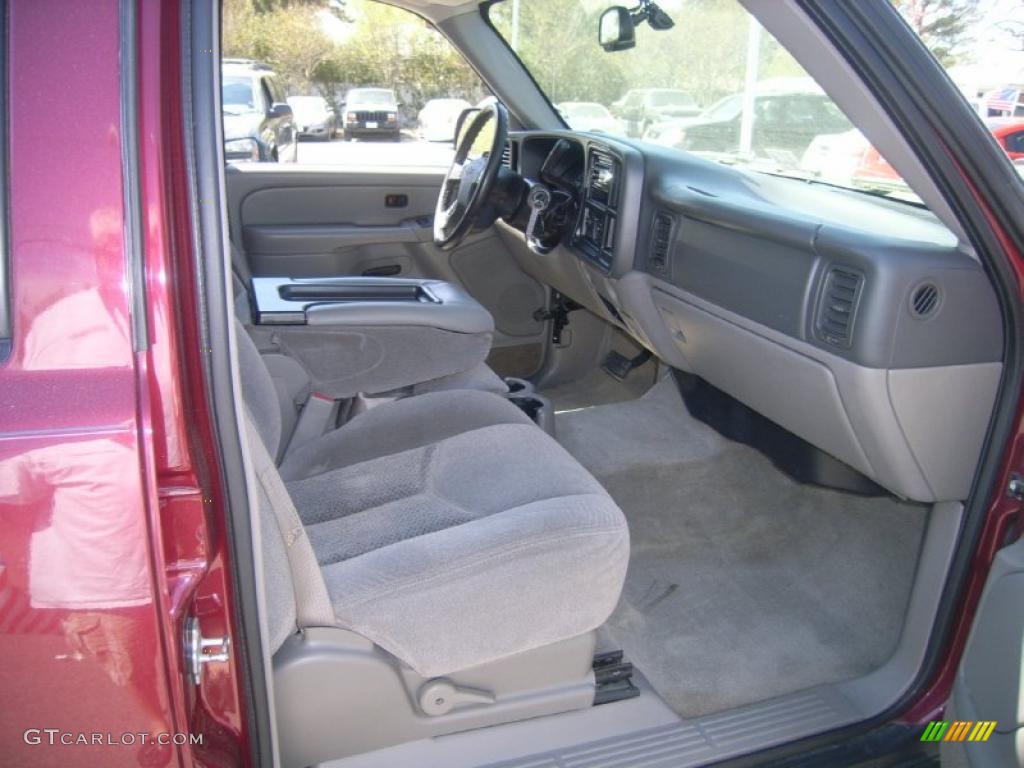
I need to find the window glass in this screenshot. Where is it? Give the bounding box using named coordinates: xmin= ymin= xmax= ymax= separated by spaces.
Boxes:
xmin=489 ymin=0 xmax=1024 ymax=204
xmin=223 ymin=75 xmax=255 ymax=111
xmin=221 ymin=0 xmax=489 ymax=167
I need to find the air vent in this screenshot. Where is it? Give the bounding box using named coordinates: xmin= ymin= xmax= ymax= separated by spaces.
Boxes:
xmin=649 ymin=212 xmax=673 ymax=274
xmin=910 ymin=282 xmax=940 ymax=319
xmin=587 ymin=148 xmax=618 ymax=206
xmin=816 ymin=267 xmax=863 ymax=349
xmin=501 ymin=140 xmax=514 ymax=170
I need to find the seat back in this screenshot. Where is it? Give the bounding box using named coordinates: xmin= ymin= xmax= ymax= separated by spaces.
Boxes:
xmin=237 ymin=320 xmax=336 ymax=652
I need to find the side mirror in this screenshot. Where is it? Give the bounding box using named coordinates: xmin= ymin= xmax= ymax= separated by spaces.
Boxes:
xmin=454 ymin=107 xmax=480 ymax=145
xmin=268 ymin=102 xmax=293 ymax=119
xmin=599 ymin=7 xmax=635 ymax=52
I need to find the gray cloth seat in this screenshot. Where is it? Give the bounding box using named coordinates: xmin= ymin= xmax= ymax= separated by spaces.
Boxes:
xmin=238 ymin=324 xmax=630 ymax=677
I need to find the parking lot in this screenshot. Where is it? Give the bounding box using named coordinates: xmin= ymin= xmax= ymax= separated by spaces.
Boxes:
xmin=295 ymin=133 xmax=455 ymax=168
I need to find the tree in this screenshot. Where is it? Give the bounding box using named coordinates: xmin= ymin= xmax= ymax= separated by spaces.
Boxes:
xmin=891 ymin=0 xmax=980 ymax=66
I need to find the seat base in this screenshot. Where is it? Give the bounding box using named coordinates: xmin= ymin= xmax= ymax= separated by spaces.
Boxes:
xmin=274 ymin=628 xmax=598 ymax=767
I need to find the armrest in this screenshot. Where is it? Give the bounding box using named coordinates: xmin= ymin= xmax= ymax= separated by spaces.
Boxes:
xmin=249 ymin=276 xmax=495 ymax=398
xmin=252 ymin=276 xmax=493 ymax=335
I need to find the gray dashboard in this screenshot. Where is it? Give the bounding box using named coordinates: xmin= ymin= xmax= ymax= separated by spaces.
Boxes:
xmin=498 ymin=130 xmax=1004 ymax=503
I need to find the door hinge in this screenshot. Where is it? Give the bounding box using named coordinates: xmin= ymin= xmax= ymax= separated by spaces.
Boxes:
xmin=183 ymin=616 xmax=231 ymax=686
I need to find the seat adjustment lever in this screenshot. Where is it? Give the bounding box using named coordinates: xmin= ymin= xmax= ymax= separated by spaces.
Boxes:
xmin=418 ymin=679 xmax=495 ymax=716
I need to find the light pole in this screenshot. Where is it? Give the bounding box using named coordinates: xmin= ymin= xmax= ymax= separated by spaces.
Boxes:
xmin=511 ymin=0 xmax=521 ymax=51
xmin=739 ymin=15 xmax=761 ymax=157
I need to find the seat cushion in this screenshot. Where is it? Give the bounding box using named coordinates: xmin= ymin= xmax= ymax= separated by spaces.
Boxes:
xmin=279 ymin=389 xmax=534 ymax=482
xmin=411 ymin=362 xmax=509 ymax=397
xmin=285 ymin=421 xmax=629 ymax=676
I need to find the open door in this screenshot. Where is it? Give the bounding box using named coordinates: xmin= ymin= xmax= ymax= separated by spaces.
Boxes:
xmin=944 ymin=536 xmax=1024 ymax=766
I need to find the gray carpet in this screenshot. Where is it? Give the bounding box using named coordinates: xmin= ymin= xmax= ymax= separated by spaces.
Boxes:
xmin=540 ymin=361 xmax=657 ymax=412
xmin=556 ymin=377 xmax=928 ymax=719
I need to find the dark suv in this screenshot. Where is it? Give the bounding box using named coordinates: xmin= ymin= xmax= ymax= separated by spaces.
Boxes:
xmin=221 ymin=59 xmax=297 ymax=162
xmin=342 ymin=88 xmax=401 ymax=141
xmin=680 ymin=90 xmax=853 ymax=163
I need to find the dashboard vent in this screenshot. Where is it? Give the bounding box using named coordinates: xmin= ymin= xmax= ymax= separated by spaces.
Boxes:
xmin=649 ymin=212 xmax=673 ymax=274
xmin=910 ymin=282 xmax=940 ymax=319
xmin=587 ymin=148 xmax=618 ymax=206
xmin=501 ymin=140 xmax=514 ymax=170
xmin=816 ymin=267 xmax=863 ymax=349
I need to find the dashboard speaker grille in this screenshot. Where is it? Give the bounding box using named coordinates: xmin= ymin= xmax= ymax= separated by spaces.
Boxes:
xmin=910 ymin=282 xmax=940 ymax=318
xmin=816 ymin=267 xmax=863 ymax=349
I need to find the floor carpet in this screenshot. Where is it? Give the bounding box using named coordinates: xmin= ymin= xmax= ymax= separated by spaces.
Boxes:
xmin=555 ymin=377 xmax=928 ymax=718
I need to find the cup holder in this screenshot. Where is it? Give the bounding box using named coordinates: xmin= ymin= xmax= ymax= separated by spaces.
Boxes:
xmin=503 ymin=377 xmax=535 ymax=396
xmin=508 ymin=395 xmax=543 ymax=419
xmin=508 ymin=393 xmax=555 ymax=436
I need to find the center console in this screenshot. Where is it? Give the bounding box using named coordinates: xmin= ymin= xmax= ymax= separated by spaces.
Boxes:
xmin=247 ymin=276 xmax=495 ymax=398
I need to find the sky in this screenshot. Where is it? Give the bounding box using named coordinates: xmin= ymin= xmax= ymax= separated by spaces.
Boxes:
xmin=957 ymin=0 xmax=1024 ymax=90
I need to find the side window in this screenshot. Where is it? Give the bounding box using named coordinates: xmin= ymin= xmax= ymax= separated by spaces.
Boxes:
xmin=222 ymin=0 xmax=489 ymax=167
xmin=259 ymin=79 xmax=273 ymax=111
xmin=1006 ymin=131 xmax=1024 ymax=154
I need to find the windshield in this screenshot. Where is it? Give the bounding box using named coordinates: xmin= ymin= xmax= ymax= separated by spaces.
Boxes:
xmin=488 ymin=0 xmax=922 ymax=203
xmin=650 ymin=90 xmax=695 ymax=107
xmin=222 ymin=75 xmax=255 ymax=112
xmin=289 ymin=97 xmax=328 ymax=117
xmin=347 ymin=89 xmax=396 ymax=106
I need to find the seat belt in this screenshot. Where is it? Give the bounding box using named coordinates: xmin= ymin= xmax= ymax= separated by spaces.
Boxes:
xmin=244 ymin=408 xmax=336 ymax=629
xmin=285 ymin=392 xmax=340 ymax=456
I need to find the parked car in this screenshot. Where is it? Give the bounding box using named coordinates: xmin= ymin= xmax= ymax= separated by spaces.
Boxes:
xmin=555 ymin=101 xmax=621 ymax=134
xmin=642 ymin=115 xmax=702 ymax=146
xmin=611 ymin=88 xmax=700 ymax=137
xmin=679 ymin=89 xmax=853 ymax=165
xmin=221 ymin=58 xmax=297 ymax=162
xmin=287 ymin=95 xmax=336 ymax=141
xmin=803 ymin=118 xmax=1024 ymax=193
xmin=989 ymin=117 xmax=1024 ymax=160
xmin=417 ymin=98 xmax=472 ymax=142
xmin=342 ymin=87 xmax=401 ymax=141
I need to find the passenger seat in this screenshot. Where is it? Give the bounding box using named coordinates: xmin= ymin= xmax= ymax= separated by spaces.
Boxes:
xmin=235 ymin=323 xmax=630 ymax=764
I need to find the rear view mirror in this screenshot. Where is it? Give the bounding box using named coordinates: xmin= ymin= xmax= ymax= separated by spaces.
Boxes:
xmin=599 ymin=7 xmax=635 ymax=52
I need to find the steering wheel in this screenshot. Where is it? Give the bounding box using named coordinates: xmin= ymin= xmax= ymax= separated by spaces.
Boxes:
xmin=434 ymin=99 xmax=508 ymax=250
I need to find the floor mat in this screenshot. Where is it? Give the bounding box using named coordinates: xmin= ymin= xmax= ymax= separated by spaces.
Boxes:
xmin=556 ymin=378 xmax=928 ymax=718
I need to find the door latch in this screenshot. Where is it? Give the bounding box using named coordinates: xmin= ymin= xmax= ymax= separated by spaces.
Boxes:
xmin=183 ymin=616 xmax=231 ymax=686
xmin=1008 ymin=473 xmax=1024 ymax=501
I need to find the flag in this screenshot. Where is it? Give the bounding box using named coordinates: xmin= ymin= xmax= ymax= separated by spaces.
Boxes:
xmin=986 ymin=87 xmax=1020 ymax=113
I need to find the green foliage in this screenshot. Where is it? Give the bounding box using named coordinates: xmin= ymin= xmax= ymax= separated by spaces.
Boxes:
xmin=891 ymin=0 xmax=980 ymax=66
xmin=490 ymin=0 xmax=804 ymax=109
xmin=223 ymin=0 xmax=486 ymax=116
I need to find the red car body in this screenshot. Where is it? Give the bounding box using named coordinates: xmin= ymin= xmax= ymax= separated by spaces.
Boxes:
xmin=854 ymin=119 xmax=1024 ymax=190
xmin=989 ymin=118 xmax=1024 ymax=161
xmin=0 ymin=2 xmax=1021 ymax=767
xmin=0 ymin=1 xmax=246 ymax=765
